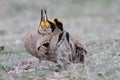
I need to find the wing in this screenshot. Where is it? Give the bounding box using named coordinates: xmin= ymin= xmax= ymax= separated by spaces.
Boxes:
xmin=56 ymin=31 xmax=87 ymax=64
xmin=23 ymin=31 xmax=51 ymax=61
xmin=70 ymin=36 xmax=87 ymax=63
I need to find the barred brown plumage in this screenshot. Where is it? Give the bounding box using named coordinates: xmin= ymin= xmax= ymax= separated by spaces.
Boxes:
xmin=49 ymin=19 xmax=87 ymax=68
xmin=23 ymin=9 xmax=87 ymax=69
xmin=23 ymin=9 xmax=54 ymax=62
xmin=46 ymin=18 xmax=64 ymax=63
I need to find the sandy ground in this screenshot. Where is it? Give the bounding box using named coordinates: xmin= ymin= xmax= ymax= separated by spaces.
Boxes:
xmin=0 ymin=0 xmax=120 ymax=80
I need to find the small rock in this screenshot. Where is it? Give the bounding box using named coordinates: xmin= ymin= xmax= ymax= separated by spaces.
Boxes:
xmin=21 ymin=61 xmax=33 ymax=70
xmin=22 ymin=61 xmax=28 ymax=65
xmin=23 ymin=64 xmax=31 ymax=70
xmin=0 ymin=45 xmax=4 ymax=51
xmin=118 ymin=54 xmax=120 ymax=56
xmin=52 ymin=65 xmax=61 ymax=72
xmin=98 ymin=72 xmax=104 ymax=77
xmin=14 ymin=40 xmax=22 ymax=46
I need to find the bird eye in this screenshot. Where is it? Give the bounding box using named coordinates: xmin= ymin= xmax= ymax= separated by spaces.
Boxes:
xmin=40 ymin=21 xmax=45 ymax=28
xmin=45 ymin=21 xmax=50 ymax=28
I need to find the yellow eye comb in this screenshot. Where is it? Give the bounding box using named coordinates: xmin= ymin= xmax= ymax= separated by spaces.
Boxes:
xmin=57 ymin=18 xmax=61 ymax=22
xmin=52 ymin=18 xmax=55 ymax=23
xmin=40 ymin=21 xmax=45 ymax=28
xmin=52 ymin=18 xmax=61 ymax=23
xmin=46 ymin=21 xmax=50 ymax=28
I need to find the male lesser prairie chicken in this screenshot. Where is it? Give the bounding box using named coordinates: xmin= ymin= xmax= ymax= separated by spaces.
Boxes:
xmin=23 ymin=9 xmax=55 ymax=62
xmin=48 ymin=18 xmax=87 ymax=68
xmin=23 ymin=9 xmax=87 ymax=69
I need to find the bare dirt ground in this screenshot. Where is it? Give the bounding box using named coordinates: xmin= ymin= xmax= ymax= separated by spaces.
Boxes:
xmin=0 ymin=0 xmax=120 ymax=80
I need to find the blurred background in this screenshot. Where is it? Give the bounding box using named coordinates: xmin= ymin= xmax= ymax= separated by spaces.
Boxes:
xmin=0 ymin=0 xmax=120 ymax=80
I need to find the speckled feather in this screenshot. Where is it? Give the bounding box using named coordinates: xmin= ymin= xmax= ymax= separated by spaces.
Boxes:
xmin=23 ymin=30 xmax=52 ymax=61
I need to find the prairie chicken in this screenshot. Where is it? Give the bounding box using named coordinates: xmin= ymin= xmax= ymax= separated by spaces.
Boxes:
xmin=46 ymin=18 xmax=64 ymax=62
xmin=23 ymin=9 xmax=87 ymax=69
xmin=37 ymin=9 xmax=55 ymax=35
xmin=56 ymin=31 xmax=87 ymax=64
xmin=23 ymin=9 xmax=55 ymax=62
xmin=48 ymin=18 xmax=87 ymax=68
xmin=55 ymin=31 xmax=90 ymax=78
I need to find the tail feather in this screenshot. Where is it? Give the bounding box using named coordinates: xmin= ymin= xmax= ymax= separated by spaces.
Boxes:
xmin=75 ymin=44 xmax=87 ymax=63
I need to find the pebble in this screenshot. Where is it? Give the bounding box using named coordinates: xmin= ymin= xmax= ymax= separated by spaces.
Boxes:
xmin=0 ymin=44 xmax=4 ymax=51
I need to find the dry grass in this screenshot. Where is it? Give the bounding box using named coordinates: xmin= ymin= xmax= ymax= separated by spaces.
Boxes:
xmin=0 ymin=0 xmax=120 ymax=80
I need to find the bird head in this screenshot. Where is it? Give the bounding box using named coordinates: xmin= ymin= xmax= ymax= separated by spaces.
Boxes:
xmin=38 ymin=9 xmax=55 ymax=34
xmin=52 ymin=18 xmax=63 ymax=31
